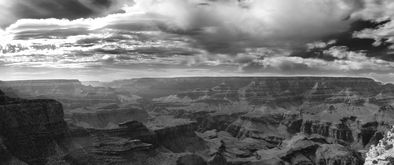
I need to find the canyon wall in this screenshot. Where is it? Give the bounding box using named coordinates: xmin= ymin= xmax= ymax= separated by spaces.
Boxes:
xmin=0 ymin=89 xmax=68 ymax=165
xmin=2 ymin=77 xmax=394 ymax=164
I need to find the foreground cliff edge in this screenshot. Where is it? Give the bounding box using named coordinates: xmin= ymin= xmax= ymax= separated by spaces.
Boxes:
xmin=0 ymin=89 xmax=67 ymax=165
xmin=1 ymin=77 xmax=394 ymax=165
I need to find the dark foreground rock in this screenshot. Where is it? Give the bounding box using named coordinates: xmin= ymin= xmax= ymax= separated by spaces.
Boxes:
xmin=0 ymin=90 xmax=68 ymax=165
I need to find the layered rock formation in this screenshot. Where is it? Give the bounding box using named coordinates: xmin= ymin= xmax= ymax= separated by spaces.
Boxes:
xmin=315 ymin=144 xmax=363 ymax=165
xmin=114 ymin=77 xmax=393 ymax=164
xmin=153 ymin=120 xmax=208 ymax=153
xmin=2 ymin=77 xmax=394 ymax=165
xmin=64 ymin=119 xmax=209 ymax=165
xmin=106 ymin=77 xmax=382 ymax=101
xmin=0 ymin=89 xmax=68 ymax=165
xmin=69 ymin=104 xmax=149 ymax=129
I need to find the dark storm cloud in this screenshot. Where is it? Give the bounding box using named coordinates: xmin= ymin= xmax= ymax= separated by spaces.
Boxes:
xmin=118 ymin=0 xmax=362 ymax=54
xmin=0 ymin=0 xmax=134 ymax=27
xmin=347 ymin=0 xmax=394 ymax=60
xmin=291 ymin=20 xmax=393 ymax=61
xmin=290 ymin=49 xmax=338 ymax=62
xmin=331 ymin=20 xmax=393 ymax=61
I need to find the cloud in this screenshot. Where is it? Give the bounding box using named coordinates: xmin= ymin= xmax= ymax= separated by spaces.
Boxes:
xmin=124 ymin=0 xmax=361 ymax=53
xmin=351 ymin=0 xmax=394 ymax=21
xmin=0 ymin=29 xmax=205 ymax=69
xmin=217 ymin=45 xmax=394 ymax=76
xmin=2 ymin=0 xmax=394 ymax=82
xmin=3 ymin=0 xmax=357 ymax=52
xmin=0 ymin=0 xmax=134 ymax=27
xmin=354 ymin=21 xmax=394 ymax=48
xmin=348 ymin=0 xmax=394 ymax=59
xmin=0 ymin=0 xmax=371 ymax=53
xmin=291 ymin=19 xmax=394 ymax=62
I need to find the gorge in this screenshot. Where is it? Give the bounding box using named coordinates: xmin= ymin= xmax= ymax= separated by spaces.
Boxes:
xmin=0 ymin=77 xmax=394 ymax=165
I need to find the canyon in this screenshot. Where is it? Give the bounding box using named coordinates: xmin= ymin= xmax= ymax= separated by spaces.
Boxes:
xmin=0 ymin=77 xmax=394 ymax=165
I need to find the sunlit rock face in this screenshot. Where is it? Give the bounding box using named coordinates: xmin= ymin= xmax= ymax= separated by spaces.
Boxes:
xmin=365 ymin=126 xmax=394 ymax=165
xmin=0 ymin=89 xmax=68 ymax=165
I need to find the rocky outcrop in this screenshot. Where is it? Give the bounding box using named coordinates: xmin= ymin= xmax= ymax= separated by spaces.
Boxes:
xmin=177 ymin=154 xmax=207 ymax=165
xmin=0 ymin=90 xmax=68 ymax=165
xmin=365 ymin=126 xmax=394 ymax=165
xmin=91 ymin=137 xmax=154 ymax=155
xmin=63 ymin=116 xmax=212 ymax=164
xmin=70 ymin=104 xmax=149 ymax=129
xmin=64 ymin=136 xmax=158 ymax=165
xmin=97 ymin=120 xmax=157 ymax=144
xmin=65 ymin=120 xmax=208 ymax=165
xmin=300 ymin=118 xmax=392 ymax=149
xmin=68 ymin=120 xmax=158 ymax=147
xmin=301 ymin=120 xmax=355 ymax=143
xmin=225 ymin=113 xmax=301 ymax=145
xmin=154 ymin=121 xmax=208 ymax=153
xmin=208 ymin=154 xmax=227 ymax=165
xmin=253 ymin=135 xmax=365 ymax=165
xmin=315 ymin=144 xmax=363 ymax=165
xmin=188 ymin=111 xmax=246 ymax=132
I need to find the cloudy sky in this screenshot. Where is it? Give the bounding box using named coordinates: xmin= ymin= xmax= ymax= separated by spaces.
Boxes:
xmin=0 ymin=0 xmax=394 ymax=82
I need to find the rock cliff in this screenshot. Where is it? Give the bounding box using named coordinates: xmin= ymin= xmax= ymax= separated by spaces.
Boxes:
xmin=106 ymin=77 xmax=382 ymax=101
xmin=0 ymin=89 xmax=68 ymax=165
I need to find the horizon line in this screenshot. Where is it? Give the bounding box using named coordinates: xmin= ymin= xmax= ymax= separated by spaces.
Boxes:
xmin=0 ymin=75 xmax=382 ymax=83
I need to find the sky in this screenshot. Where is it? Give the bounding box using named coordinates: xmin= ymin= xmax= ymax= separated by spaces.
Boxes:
xmin=0 ymin=0 xmax=394 ymax=82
